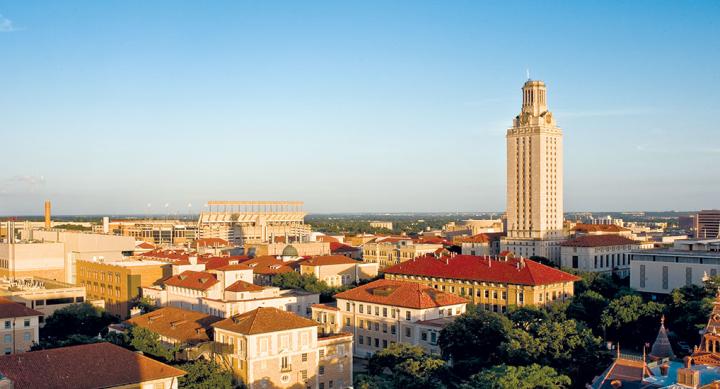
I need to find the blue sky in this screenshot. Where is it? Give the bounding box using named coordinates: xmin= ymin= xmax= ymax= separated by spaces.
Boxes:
xmin=0 ymin=1 xmax=718 ymax=215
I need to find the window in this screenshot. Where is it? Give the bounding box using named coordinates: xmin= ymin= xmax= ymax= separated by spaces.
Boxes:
xmin=359 ymin=304 xmax=364 ymax=313
xmin=374 ymin=338 xmax=379 ymax=347
xmin=319 ymin=349 xmax=325 ymax=358
xmin=23 ymin=333 xmax=30 ymax=342
xmin=572 ymin=255 xmax=579 ymax=269
xmin=302 ymin=353 xmax=308 ymax=362
xmin=382 ymin=339 xmax=388 ymax=348
xmin=320 ymin=383 xmax=325 ymax=389
xmin=346 ymin=302 xmax=350 ymax=311
xmin=374 ymin=322 xmax=379 ymax=331
xmin=484 ymin=290 xmax=489 ymax=298
xmin=345 ymin=318 xmax=350 ymax=326
xmin=281 ymin=356 xmax=290 ymax=370
xmin=405 ymin=327 xmax=411 ymax=338
xmin=421 ymin=332 xmax=428 ymax=341
xmin=3 ymin=335 xmax=10 ymax=343
xmin=391 ymin=325 xmax=396 ymax=335
xmin=23 ymin=319 xmax=30 ymax=327
xmin=662 ymin=266 xmax=669 ymax=290
xmin=359 ymin=335 xmax=364 ymax=345
xmin=3 ymin=321 xmax=9 ymax=330
xmin=329 ymin=380 xmax=334 ymax=388
xmin=3 ymin=348 xmax=9 ymax=355
xmin=382 ymin=323 xmax=387 ymax=333
xmin=382 ymin=307 xmax=387 ymax=317
xmin=405 ymin=311 xmax=411 ymax=321
xmin=375 ymin=306 xmax=379 ymax=316
xmin=301 ymin=370 xmax=308 ymax=380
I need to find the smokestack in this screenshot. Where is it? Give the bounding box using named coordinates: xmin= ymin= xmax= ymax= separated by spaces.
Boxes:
xmin=103 ymin=217 xmax=109 ymax=234
xmin=44 ymin=200 xmax=51 ymax=229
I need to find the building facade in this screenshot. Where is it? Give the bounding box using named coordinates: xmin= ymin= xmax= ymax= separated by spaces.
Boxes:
xmin=696 ymin=210 xmax=720 ymax=239
xmin=197 ymin=201 xmax=312 ymax=245
xmin=311 ymin=279 xmax=467 ymax=357
xmin=630 ymin=239 xmax=720 ymax=295
xmin=362 ymin=239 xmax=443 ymax=269
xmin=212 ymin=307 xmax=353 ymax=389
xmin=299 ymin=256 xmax=379 ymax=287
xmin=76 ymin=258 xmax=171 ymax=318
xmin=560 ymin=235 xmax=643 ymax=277
xmin=383 ymin=254 xmax=579 ymax=311
xmin=0 ymin=298 xmax=42 ymax=354
xmin=0 ymin=277 xmax=86 ymax=325
xmin=501 ymin=80 xmax=565 ymax=262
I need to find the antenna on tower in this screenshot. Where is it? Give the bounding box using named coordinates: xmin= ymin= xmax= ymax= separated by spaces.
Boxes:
xmin=526 ymin=68 xmax=531 ymax=81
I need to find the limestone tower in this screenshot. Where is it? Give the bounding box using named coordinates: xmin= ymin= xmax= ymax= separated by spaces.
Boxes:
xmin=501 ymin=79 xmax=565 ymax=261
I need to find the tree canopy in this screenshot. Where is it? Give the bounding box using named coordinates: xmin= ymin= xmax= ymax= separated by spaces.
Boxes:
xmin=177 ymin=358 xmax=235 ymax=389
xmin=459 ymin=364 xmax=571 ymax=389
xmin=41 ymin=303 xmax=118 ymax=341
xmin=357 ymin=344 xmax=447 ymax=389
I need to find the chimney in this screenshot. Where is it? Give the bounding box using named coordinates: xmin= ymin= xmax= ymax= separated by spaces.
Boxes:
xmin=610 ymin=380 xmax=622 ymax=389
xmin=659 ymin=363 xmax=669 ymax=376
xmin=44 ymin=200 xmax=51 ymax=229
xmin=103 ymin=217 xmax=109 ymax=234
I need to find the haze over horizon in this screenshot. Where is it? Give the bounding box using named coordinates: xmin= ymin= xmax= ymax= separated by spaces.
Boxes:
xmin=1 ymin=1 xmax=719 ymax=216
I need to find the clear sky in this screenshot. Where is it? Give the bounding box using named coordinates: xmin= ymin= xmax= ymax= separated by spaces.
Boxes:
xmin=1 ymin=1 xmax=718 ymax=216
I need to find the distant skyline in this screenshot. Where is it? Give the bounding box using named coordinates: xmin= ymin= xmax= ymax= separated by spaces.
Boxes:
xmin=1 ymin=1 xmax=719 ymax=215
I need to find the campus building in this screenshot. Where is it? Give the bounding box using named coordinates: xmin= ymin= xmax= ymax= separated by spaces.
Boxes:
xmin=299 ymin=255 xmax=379 ymax=287
xmin=0 ymin=298 xmax=42 ymax=354
xmin=560 ymin=235 xmax=643 ymax=277
xmin=311 ymin=279 xmax=467 ymax=357
xmin=76 ymin=258 xmax=172 ymax=318
xmin=0 ymin=276 xmax=86 ymax=325
xmin=197 ymin=201 xmax=312 ymax=245
xmin=383 ymin=254 xmax=579 ymax=311
xmin=362 ymin=238 xmax=443 ymax=269
xmin=212 ymin=307 xmax=353 ymax=389
xmin=501 ymin=80 xmax=566 ymax=262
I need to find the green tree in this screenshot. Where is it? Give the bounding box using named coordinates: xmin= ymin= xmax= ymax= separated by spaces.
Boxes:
xmin=567 ymin=291 xmax=609 ymax=333
xmin=439 ymin=306 xmax=513 ymax=379
xmin=42 ymin=303 xmax=118 ymax=340
xmin=664 ymin=284 xmax=713 ymax=345
xmin=360 ymin=344 xmax=447 ymax=388
xmin=600 ymin=294 xmax=665 ymax=348
xmin=128 ymin=326 xmax=178 ymax=361
xmin=31 ymin=334 xmax=102 ymax=351
xmin=459 ymin=364 xmax=571 ymax=389
xmin=177 ymin=358 xmax=235 ymax=389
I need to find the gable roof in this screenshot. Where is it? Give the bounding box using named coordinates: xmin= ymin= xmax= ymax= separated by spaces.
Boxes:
xmin=0 ymin=342 xmax=185 ymax=389
xmin=301 ymin=255 xmax=358 ymax=267
xmin=383 ymin=255 xmax=580 ymax=286
xmin=0 ymin=298 xmax=43 ymax=319
xmin=126 ymin=307 xmax=222 ymax=345
xmin=212 ymin=307 xmax=318 ymax=335
xmin=456 ymin=232 xmax=505 ymax=244
xmin=572 ymin=223 xmax=630 ymax=233
xmin=164 ymin=271 xmax=219 ymax=291
xmin=242 ymin=256 xmax=297 ymax=275
xmin=225 ymin=280 xmax=265 ymax=293
xmin=334 ymin=279 xmax=468 ymax=309
xmin=561 ymin=235 xmax=638 ymax=247
xmin=329 ymin=242 xmax=359 ymax=253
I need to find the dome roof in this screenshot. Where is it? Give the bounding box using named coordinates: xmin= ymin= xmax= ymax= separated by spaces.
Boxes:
xmin=281 ymin=245 xmax=299 ymax=257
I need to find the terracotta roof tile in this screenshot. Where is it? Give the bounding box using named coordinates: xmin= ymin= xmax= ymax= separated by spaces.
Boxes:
xmin=383 ymin=255 xmax=580 ymax=286
xmin=164 ymin=271 xmax=219 ymax=291
xmin=561 ymin=235 xmax=638 ymax=247
xmin=572 ymin=223 xmax=630 ymax=233
xmin=0 ymin=298 xmax=43 ymax=319
xmin=334 ymin=279 xmax=467 ymax=309
xmin=215 ymin=263 xmax=252 ymax=272
xmin=329 ymin=242 xmax=359 ymax=253
xmin=225 ymin=280 xmax=265 ymax=293
xmin=126 ymin=307 xmax=222 ymax=345
xmin=0 ymin=342 xmax=185 ymax=388
xmin=242 ymin=256 xmax=296 ymax=275
xmin=301 ymin=255 xmax=358 ymax=266
xmin=212 ymin=307 xmax=318 ymax=334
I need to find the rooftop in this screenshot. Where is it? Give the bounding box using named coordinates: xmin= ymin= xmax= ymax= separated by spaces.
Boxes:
xmin=572 ymin=223 xmax=630 ymax=233
xmin=0 ymin=298 xmax=43 ymax=319
xmin=126 ymin=307 xmax=222 ymax=345
xmin=334 ymin=279 xmax=467 ymax=309
xmin=0 ymin=342 xmax=185 ymax=389
xmin=561 ymin=235 xmax=638 ymax=247
xmin=212 ymin=307 xmax=319 ymax=335
xmin=301 ymin=255 xmax=358 ymax=266
xmin=225 ymin=280 xmax=265 ymax=293
xmin=164 ymin=271 xmax=219 ymax=291
xmin=384 ymin=254 xmax=580 ymax=286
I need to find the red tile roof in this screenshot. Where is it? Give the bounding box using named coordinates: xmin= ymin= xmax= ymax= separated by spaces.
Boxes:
xmin=0 ymin=298 xmax=42 ymax=319
xmin=135 ymin=242 xmax=155 ymax=250
xmin=193 ymin=238 xmax=230 ymax=248
xmin=215 ymin=263 xmax=252 ymax=272
xmin=572 ymin=223 xmax=630 ymax=233
xmin=561 ymin=235 xmax=638 ymax=247
xmin=225 ymin=280 xmax=265 ymax=293
xmin=301 ymin=255 xmax=358 ymax=266
xmin=126 ymin=307 xmax=222 ymax=345
xmin=212 ymin=307 xmax=318 ymax=334
xmin=0 ymin=342 xmax=185 ymax=389
xmin=164 ymin=271 xmax=219 ymax=291
xmin=242 ymin=256 xmax=297 ymax=275
xmin=317 ymin=235 xmax=340 ymax=243
xmin=384 ymin=255 xmax=580 ymax=286
xmin=334 ymin=279 xmax=468 ymax=309
xmin=456 ymin=232 xmax=505 ymax=244
xmin=329 ymin=242 xmax=359 ymax=253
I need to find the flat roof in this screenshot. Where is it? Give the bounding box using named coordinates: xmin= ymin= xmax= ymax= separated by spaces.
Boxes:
xmin=81 ymin=259 xmax=168 ymax=267
xmin=631 ymin=249 xmax=720 ymax=258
